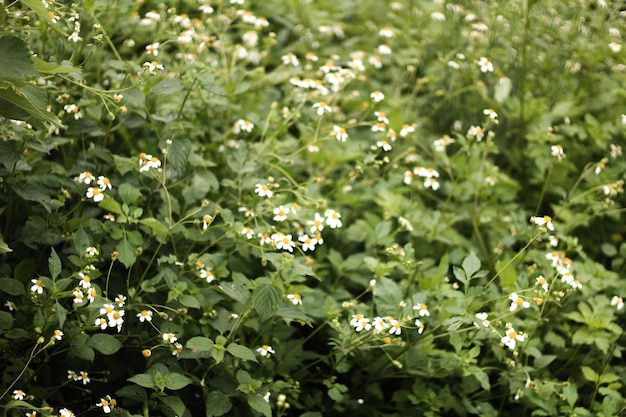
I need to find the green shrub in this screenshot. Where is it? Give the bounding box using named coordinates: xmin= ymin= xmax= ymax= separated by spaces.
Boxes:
xmin=1 ymin=1 xmax=625 ymax=416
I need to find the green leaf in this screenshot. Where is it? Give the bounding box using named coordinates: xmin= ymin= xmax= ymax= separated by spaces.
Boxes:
xmin=495 ymin=259 xmax=517 ymax=290
xmin=0 ymin=36 xmax=37 ymax=79
xmin=186 ymin=336 xmax=214 ymax=352
xmin=179 ymin=294 xmax=201 ymax=309
xmin=139 ymin=217 xmax=169 ymax=237
xmin=534 ymin=354 xmax=557 ymax=369
xmin=116 ymin=385 xmax=148 ymax=402
xmin=205 ymin=390 xmax=232 ymax=417
xmin=86 ymin=333 xmax=123 ymax=355
xmin=0 ymin=311 xmax=14 ymax=330
xmin=0 ymin=83 xmax=62 ymax=127
xmin=0 ymin=237 xmax=12 ymax=254
xmin=129 ymin=373 xmax=155 ymax=389
xmin=0 ymin=278 xmax=25 ymax=295
xmin=159 ymin=396 xmax=187 ymax=416
xmin=226 ymin=343 xmax=258 ymax=362
xmin=247 ymin=394 xmax=271 ymax=417
xmin=31 ymin=57 xmax=80 ymax=75
xmin=98 ymin=195 xmax=123 ymax=215
xmin=252 ymin=284 xmax=282 ymax=322
xmin=73 ymin=225 xmax=91 ymax=254
xmin=49 ymin=248 xmax=61 ymax=280
xmin=581 ymin=366 xmax=598 ymax=383
xmin=118 ymin=183 xmax=142 ymax=205
xmin=373 ymin=276 xmax=403 ymax=316
xmin=164 ymin=373 xmax=193 ymax=390
xmin=462 ymin=252 xmax=480 ymax=279
xmin=70 ymin=345 xmax=95 ymax=361
xmin=54 ymin=301 xmax=67 ymax=329
xmin=219 ymin=281 xmax=249 ymax=304
xmin=152 ymin=78 xmax=184 ymax=95
xmin=116 ymin=237 xmax=137 ymax=268
xmin=473 ymin=369 xmax=490 ymax=391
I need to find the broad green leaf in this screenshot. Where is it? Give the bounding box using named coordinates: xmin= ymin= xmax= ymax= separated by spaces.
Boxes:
xmin=495 ymin=259 xmax=517 ymax=290
xmin=226 ymin=343 xmax=258 ymax=362
xmin=534 ymin=354 xmax=557 ymax=369
xmin=164 ymin=373 xmax=193 ymax=390
xmin=179 ymin=294 xmax=201 ymax=309
xmin=562 ymin=384 xmax=579 ymax=408
xmin=71 ymin=346 xmax=95 ymax=361
xmin=0 ymin=278 xmax=24 ymax=295
xmin=139 ymin=217 xmax=169 ymax=237
xmin=462 ymin=252 xmax=480 ymax=279
xmin=0 ymin=82 xmax=62 ymax=128
xmin=186 ymin=336 xmax=214 ymax=352
xmin=118 ymin=183 xmax=142 ymax=205
xmin=99 ymin=196 xmax=123 ymax=215
xmin=247 ymin=394 xmax=271 ymax=417
xmin=373 ymin=276 xmax=403 ymax=316
xmin=159 ymin=396 xmax=187 ymax=417
xmin=49 ymin=248 xmax=61 ymax=280
xmin=205 ymin=390 xmax=232 ymax=417
xmin=115 ymin=385 xmax=148 ymax=402
xmin=252 ymin=284 xmax=282 ymax=322
xmin=152 ymin=78 xmax=184 ymax=96
xmin=129 ymin=373 xmax=155 ymax=389
xmin=581 ymin=366 xmax=598 ymax=383
xmin=31 ymin=57 xmax=80 ymax=75
xmin=0 ymin=311 xmax=14 ymax=330
xmin=0 ymin=36 xmax=37 ymax=79
xmin=54 ymin=301 xmax=67 ymax=329
xmin=73 ymin=225 xmax=91 ymax=254
xmin=116 ymin=237 xmax=137 ymax=268
xmin=87 ymin=333 xmax=122 ymax=355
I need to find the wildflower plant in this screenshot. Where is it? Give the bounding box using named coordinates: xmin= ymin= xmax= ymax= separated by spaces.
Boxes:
xmin=1 ymin=0 xmax=625 ymax=416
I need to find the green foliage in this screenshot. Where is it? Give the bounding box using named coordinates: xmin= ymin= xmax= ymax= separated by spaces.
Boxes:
xmin=1 ymin=0 xmax=626 ymax=416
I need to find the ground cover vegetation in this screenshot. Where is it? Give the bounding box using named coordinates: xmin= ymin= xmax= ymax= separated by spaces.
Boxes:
xmin=1 ymin=0 xmax=626 ymax=416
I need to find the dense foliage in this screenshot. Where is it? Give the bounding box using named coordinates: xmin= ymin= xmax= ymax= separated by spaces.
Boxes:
xmin=1 ymin=0 xmax=626 ymax=416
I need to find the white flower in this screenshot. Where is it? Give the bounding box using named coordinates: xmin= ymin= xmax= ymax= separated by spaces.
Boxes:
xmin=551 ymin=144 xmax=565 ymax=160
xmin=536 ymin=276 xmax=549 ymax=292
xmin=137 ymin=310 xmax=153 ymax=322
xmin=31 ymin=278 xmax=44 ymax=294
xmin=254 ymin=183 xmax=273 ymax=198
xmin=413 ymin=303 xmax=430 ymax=317
xmin=611 ymin=296 xmax=624 ymax=310
xmin=370 ymin=91 xmax=385 ymax=102
xmin=333 ymin=125 xmax=348 ymax=142
xmin=531 ymin=215 xmax=554 ymax=231
xmin=272 ymin=233 xmax=296 ymax=252
xmin=298 ymin=234 xmax=318 ymax=252
xmin=609 ymin=41 xmax=622 ymax=53
xmin=287 ymin=294 xmax=302 ymax=305
xmin=145 ymin=42 xmax=160 ymax=56
xmin=473 ymin=312 xmax=490 ymax=329
xmin=509 ymin=292 xmax=530 ymax=311
xmin=233 ymin=119 xmax=254 ymax=133
xmin=162 ymin=333 xmax=178 ymax=344
xmin=501 ymin=324 xmax=525 ymax=350
xmin=257 ymin=344 xmax=275 ymax=356
xmin=478 ymin=57 xmax=494 ymax=73
xmin=273 ymin=205 xmax=289 ymax=222
xmin=86 ymin=187 xmax=104 ymax=202
xmin=350 ymin=313 xmax=371 ymax=332
xmin=324 ymin=209 xmax=342 ymax=228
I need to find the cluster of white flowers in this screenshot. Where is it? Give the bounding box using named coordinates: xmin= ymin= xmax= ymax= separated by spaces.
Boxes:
xmin=139 ymin=152 xmax=162 ymax=173
xmin=95 ymin=303 xmax=125 ymax=332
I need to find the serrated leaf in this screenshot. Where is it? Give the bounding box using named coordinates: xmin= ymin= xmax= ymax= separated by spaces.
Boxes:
xmin=116 ymin=237 xmax=137 ymax=268
xmin=49 ymin=248 xmax=61 ymax=280
xmin=226 ymin=343 xmax=258 ymax=362
xmin=118 ymin=183 xmax=141 ymax=205
xmin=179 ymin=294 xmax=201 ymax=309
xmin=0 ymin=278 xmax=24 ymax=295
xmin=462 ymin=252 xmax=480 ymax=279
xmin=252 ymin=284 xmax=282 ymax=322
xmin=129 ymin=373 xmax=155 ymax=389
xmin=0 ymin=311 xmax=14 ymax=330
xmin=186 ymin=336 xmax=214 ymax=352
xmin=139 ymin=217 xmax=169 ymax=237
xmin=87 ymin=333 xmax=122 ymax=355
xmin=220 ymin=281 xmax=250 ymax=304
xmin=98 ymin=196 xmax=123 ymax=215
xmin=0 ymin=36 xmax=37 ymax=79
xmin=152 ymin=78 xmax=184 ymax=96
xmin=159 ymin=396 xmax=187 ymax=417
xmin=164 ymin=373 xmax=193 ymax=390
xmin=31 ymin=57 xmax=80 ymax=75
xmin=0 ymin=83 xmax=62 ymax=127
xmin=54 ymin=301 xmax=67 ymax=329
xmin=581 ymin=366 xmax=598 ymax=383
xmin=205 ymin=390 xmax=232 ymax=417
xmin=247 ymin=394 xmax=271 ymax=417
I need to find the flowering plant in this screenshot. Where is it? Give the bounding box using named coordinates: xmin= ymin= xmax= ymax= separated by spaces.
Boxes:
xmin=1 ymin=1 xmax=625 ymax=416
